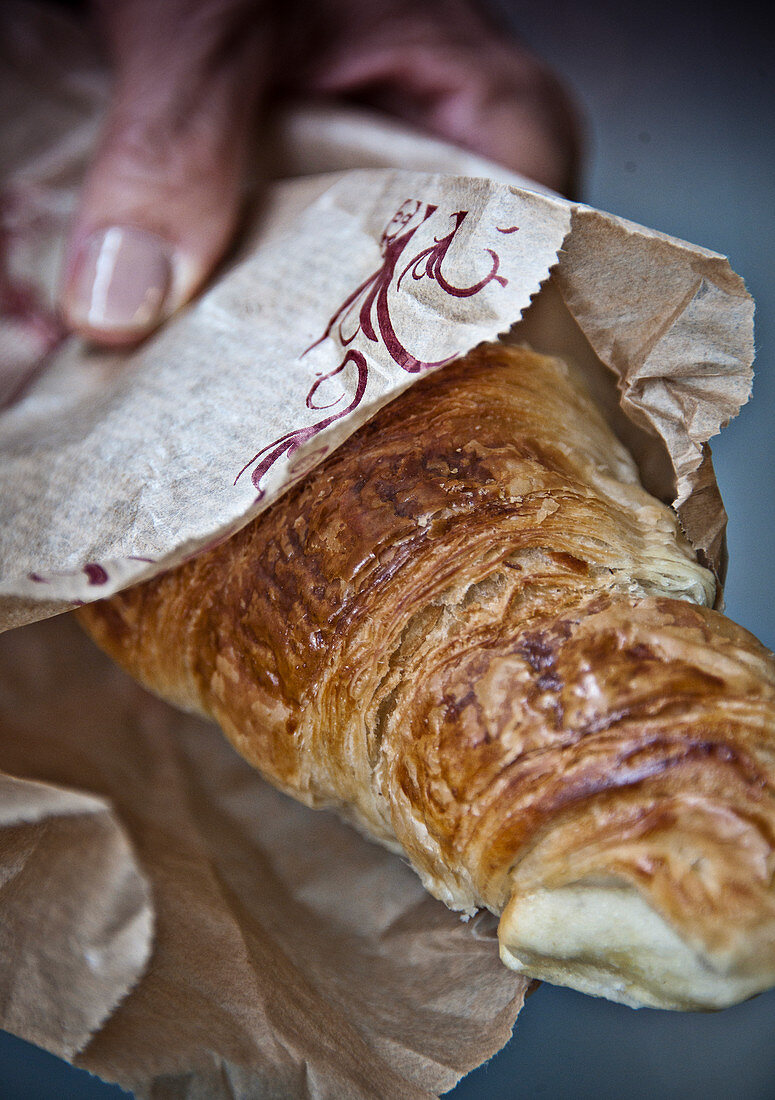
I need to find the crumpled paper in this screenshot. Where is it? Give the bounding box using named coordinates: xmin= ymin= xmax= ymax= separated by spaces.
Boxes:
xmin=0 ymin=613 xmax=528 ymax=1098
xmin=0 ymin=2 xmax=756 ymax=1097
xmin=0 ymin=6 xmax=753 ymax=623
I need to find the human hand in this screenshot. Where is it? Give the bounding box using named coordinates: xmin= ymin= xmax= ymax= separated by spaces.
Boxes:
xmin=60 ymin=0 xmax=580 ymax=346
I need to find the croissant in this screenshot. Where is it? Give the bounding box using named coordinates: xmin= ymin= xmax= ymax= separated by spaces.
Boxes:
xmin=78 ymin=343 xmax=775 ymax=1011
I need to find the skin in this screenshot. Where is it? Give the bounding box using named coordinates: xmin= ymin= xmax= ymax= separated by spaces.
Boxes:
xmin=59 ymin=0 xmax=581 ymax=346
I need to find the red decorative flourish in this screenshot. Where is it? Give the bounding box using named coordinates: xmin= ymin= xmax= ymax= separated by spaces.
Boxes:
xmin=303 ymin=200 xmax=438 ymax=369
xmin=83 ymin=563 xmax=109 ymax=585
xmin=237 ymin=200 xmax=509 ymax=498
xmin=397 ymin=211 xmax=507 ymax=302
xmin=235 ymin=350 xmax=368 ymax=497
xmin=28 ymin=562 xmax=109 ymax=586
xmin=496 ymin=225 xmax=520 ymax=234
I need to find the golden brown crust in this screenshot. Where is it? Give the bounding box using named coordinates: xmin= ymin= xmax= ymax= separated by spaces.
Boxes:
xmin=78 ymin=344 xmax=775 ymax=1008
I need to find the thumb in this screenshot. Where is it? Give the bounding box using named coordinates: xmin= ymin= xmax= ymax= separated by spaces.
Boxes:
xmin=61 ymin=0 xmax=267 ymax=347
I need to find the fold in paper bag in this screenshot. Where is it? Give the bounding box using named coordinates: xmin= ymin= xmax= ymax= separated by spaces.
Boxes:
xmin=0 ymin=171 xmax=573 ymax=625
xmin=0 ymin=164 xmax=753 ymax=622
xmin=0 ymin=4 xmax=756 ymax=1098
xmin=0 ymin=768 xmax=152 ymax=1062
xmin=0 ymin=8 xmax=753 ymax=623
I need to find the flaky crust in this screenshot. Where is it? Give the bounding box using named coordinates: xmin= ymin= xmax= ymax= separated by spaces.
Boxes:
xmin=79 ymin=344 xmax=775 ymax=1009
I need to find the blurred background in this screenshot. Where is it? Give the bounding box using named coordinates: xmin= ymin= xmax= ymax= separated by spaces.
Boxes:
xmin=2 ymin=0 xmax=773 ymax=1096
xmin=458 ymin=2 xmax=775 ymax=1096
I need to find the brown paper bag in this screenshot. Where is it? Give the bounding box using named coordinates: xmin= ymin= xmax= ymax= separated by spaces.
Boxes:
xmin=0 ymin=614 xmax=528 ymax=1098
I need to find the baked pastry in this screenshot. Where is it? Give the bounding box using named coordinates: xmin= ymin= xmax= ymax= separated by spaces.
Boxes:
xmin=78 ymin=343 xmax=775 ymax=1010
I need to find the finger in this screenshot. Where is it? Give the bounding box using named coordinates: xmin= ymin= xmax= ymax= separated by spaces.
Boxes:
xmin=298 ymin=0 xmax=581 ymax=197
xmin=61 ymin=0 xmax=268 ymax=346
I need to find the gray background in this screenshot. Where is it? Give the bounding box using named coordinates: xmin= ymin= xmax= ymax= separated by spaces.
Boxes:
xmin=456 ymin=1 xmax=775 ymax=1097
xmin=1 ymin=0 xmax=774 ymax=1096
